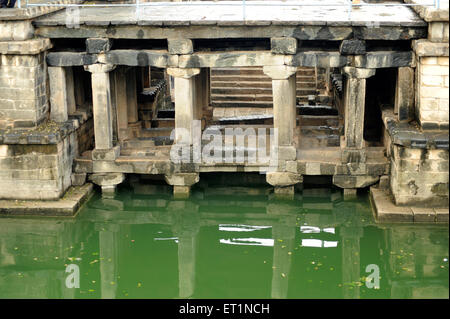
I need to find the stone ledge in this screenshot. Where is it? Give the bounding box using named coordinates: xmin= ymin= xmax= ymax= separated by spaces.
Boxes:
xmin=382 ymin=108 xmax=449 ymax=150
xmin=413 ymin=39 xmax=449 ymax=57
xmin=0 ymin=38 xmax=52 ymax=55
xmin=370 ymin=187 xmax=448 ymax=223
xmin=0 ymin=118 xmax=79 ymax=145
xmin=0 ymin=0 xmax=84 ymax=21
xmin=404 ymin=0 xmax=449 ymax=22
xmin=0 ymin=183 xmax=93 ymax=217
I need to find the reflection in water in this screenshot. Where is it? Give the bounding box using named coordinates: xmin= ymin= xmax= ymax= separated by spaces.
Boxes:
xmin=0 ymin=183 xmax=448 ymax=299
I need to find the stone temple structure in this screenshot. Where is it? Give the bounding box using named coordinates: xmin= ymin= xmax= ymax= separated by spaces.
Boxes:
xmin=0 ymin=0 xmax=448 ymax=222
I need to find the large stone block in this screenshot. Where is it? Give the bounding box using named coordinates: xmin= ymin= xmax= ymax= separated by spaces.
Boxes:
xmin=266 ymin=172 xmax=303 ymax=187
xmin=165 ymin=173 xmax=199 ymax=186
xmin=0 ymin=21 xmax=34 ymax=41
xmin=339 ymin=40 xmax=366 ymax=55
xmin=86 ymin=38 xmax=113 ymax=54
xmin=168 ymin=39 xmax=193 ymax=55
xmin=271 ymin=37 xmax=298 ymax=55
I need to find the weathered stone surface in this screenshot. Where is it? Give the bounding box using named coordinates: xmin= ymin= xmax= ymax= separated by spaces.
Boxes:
xmin=411 ymin=207 xmax=436 ymax=223
xmin=92 ymin=146 xmax=120 ymax=161
xmin=370 ymin=187 xmax=414 ymax=223
xmin=47 ymin=52 xmax=97 ymax=66
xmin=0 ymin=20 xmax=34 ymax=41
xmin=271 ymin=37 xmax=298 ymax=55
xmin=291 ymin=52 xmax=349 ymax=67
xmin=339 ymin=40 xmax=366 ymax=55
xmin=71 ymin=173 xmax=87 ymax=187
xmin=395 ymin=67 xmax=415 ymax=122
xmin=106 ymin=50 xmax=170 ymax=67
xmin=165 ymin=173 xmax=199 ymax=186
xmin=413 ymin=39 xmax=449 ymax=57
xmin=86 ymin=38 xmax=113 ymax=53
xmin=89 ymin=173 xmax=125 ymax=186
xmin=343 ymin=66 xmax=376 ymax=79
xmin=354 ymin=51 xmax=414 ymax=68
xmin=383 ymin=109 xmax=449 ymax=149
xmin=0 ymin=183 xmax=93 ymax=217
xmin=168 ymin=39 xmax=193 ymax=55
xmin=48 ymin=67 xmax=69 ymax=123
xmin=333 ymin=175 xmax=379 ymax=189
xmin=266 ymin=172 xmax=303 ymax=187
xmin=178 ymin=52 xmax=286 ymax=68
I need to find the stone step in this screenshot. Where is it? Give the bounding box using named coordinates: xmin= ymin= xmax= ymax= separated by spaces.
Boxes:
xmin=210 ymin=80 xmax=317 ymax=89
xmin=298 ymin=135 xmax=341 ymax=148
xmin=211 ymin=94 xmax=273 ymax=102
xmin=151 ymin=118 xmax=174 ymax=128
xmin=211 ymin=87 xmax=318 ymax=95
xmin=211 ymin=67 xmax=316 ymax=77
xmin=210 ymin=75 xmax=316 ymax=82
xmin=212 ymin=101 xmax=273 ymax=108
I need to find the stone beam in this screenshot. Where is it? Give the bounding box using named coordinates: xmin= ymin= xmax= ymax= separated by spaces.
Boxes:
xmin=34 ymin=25 xmax=427 ymax=41
xmin=354 ymin=51 xmax=414 ymax=69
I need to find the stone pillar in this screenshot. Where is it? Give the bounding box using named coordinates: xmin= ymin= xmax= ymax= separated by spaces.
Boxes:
xmin=341 ymin=67 xmax=376 ymax=167
xmin=395 ymin=67 xmax=415 ymax=122
xmin=85 ymin=64 xmax=116 ymax=150
xmin=48 ymin=66 xmax=76 ymax=121
xmin=65 ymin=67 xmax=77 ymax=115
xmin=263 ymin=65 xmax=298 ymax=148
xmin=342 ymin=67 xmax=376 ymax=150
xmin=114 ymin=66 xmax=129 ymax=141
xmin=126 ymin=67 xmax=139 ymax=124
xmin=165 ymin=173 xmax=200 ymax=199
xmin=167 ymin=67 xmax=201 ymax=145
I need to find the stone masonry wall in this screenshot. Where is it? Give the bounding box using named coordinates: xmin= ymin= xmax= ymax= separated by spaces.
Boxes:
xmin=416 ymin=56 xmax=449 ymax=129
xmin=0 ymin=52 xmax=49 ymax=129
xmin=76 ymin=117 xmax=94 ymax=155
xmin=390 ymin=144 xmax=449 ymax=207
xmin=0 ymin=132 xmax=77 ymax=200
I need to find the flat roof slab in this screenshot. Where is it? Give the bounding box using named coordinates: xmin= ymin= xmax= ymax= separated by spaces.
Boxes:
xmin=34 ymin=0 xmax=427 ymax=27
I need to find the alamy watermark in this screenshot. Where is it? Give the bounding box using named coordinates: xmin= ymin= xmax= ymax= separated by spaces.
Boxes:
xmin=169 ymin=120 xmax=279 ymax=171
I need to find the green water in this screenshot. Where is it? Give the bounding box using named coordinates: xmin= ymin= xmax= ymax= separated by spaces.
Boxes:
xmin=0 ymin=183 xmax=448 ymax=299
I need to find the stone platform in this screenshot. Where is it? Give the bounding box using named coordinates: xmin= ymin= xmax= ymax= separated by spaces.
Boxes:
xmin=0 ymin=183 xmax=93 ymax=216
xmin=370 ymin=187 xmax=449 ymax=223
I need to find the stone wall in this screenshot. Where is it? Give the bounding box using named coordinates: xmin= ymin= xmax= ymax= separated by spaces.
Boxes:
xmin=0 ymin=52 xmax=49 ymax=129
xmin=76 ymin=117 xmax=94 ymax=155
xmin=390 ymin=145 xmax=449 ymax=206
xmin=0 ymin=131 xmax=77 ymax=200
xmin=410 ymin=1 xmax=450 ymax=130
xmin=416 ymin=56 xmax=449 ymax=129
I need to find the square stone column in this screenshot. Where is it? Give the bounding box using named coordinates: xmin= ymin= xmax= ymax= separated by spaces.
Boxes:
xmin=126 ymin=67 xmax=139 ymax=124
xmin=263 ymin=66 xmax=298 ymax=147
xmin=113 ymin=66 xmax=129 ymax=141
xmin=167 ymin=67 xmax=201 ymax=145
xmin=395 ymin=67 xmax=415 ymax=122
xmin=85 ymin=64 xmax=116 ymax=150
xmin=48 ymin=66 xmax=76 ymax=122
xmin=342 ymin=67 xmax=376 ymax=151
